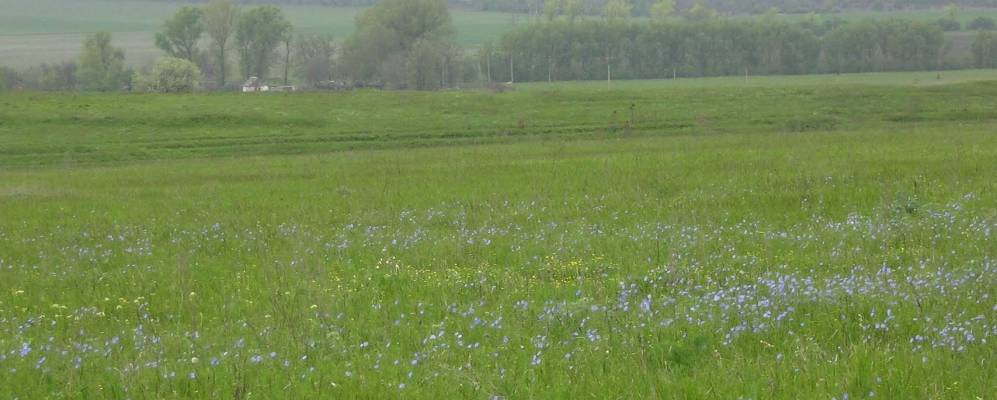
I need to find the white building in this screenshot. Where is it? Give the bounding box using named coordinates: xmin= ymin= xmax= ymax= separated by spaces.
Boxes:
xmin=242 ymin=77 xmax=270 ymax=93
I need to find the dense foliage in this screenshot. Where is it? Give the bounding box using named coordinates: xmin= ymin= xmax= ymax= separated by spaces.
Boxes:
xmin=155 ymin=6 xmax=205 ymax=63
xmin=340 ymin=0 xmax=460 ymax=89
xmin=294 ymin=34 xmax=337 ymax=84
xmin=77 ymin=32 xmax=133 ymax=91
xmin=487 ymin=18 xmax=944 ymax=83
xmin=0 ymin=66 xmax=17 ymax=92
xmin=203 ymin=0 xmax=241 ymax=87
xmin=972 ymin=30 xmax=997 ymax=67
xmin=236 ymin=5 xmax=293 ymax=79
xmin=145 ymin=56 xmax=202 ymax=92
xmin=968 ymin=15 xmax=996 ymax=29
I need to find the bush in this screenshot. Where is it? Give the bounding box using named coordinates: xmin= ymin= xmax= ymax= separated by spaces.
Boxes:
xmin=0 ymin=66 xmax=16 ymax=91
xmin=968 ymin=17 xmax=996 ymax=31
xmin=937 ymin=17 xmax=962 ymax=31
xmin=972 ymin=30 xmax=997 ymax=68
xmin=78 ymin=32 xmax=130 ymax=91
xmin=147 ymin=57 xmax=201 ymax=93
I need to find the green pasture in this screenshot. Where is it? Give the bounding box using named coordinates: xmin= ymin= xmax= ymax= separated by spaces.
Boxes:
xmin=0 ymin=75 xmax=994 ymax=398
xmin=3 ymin=70 xmax=997 ymax=168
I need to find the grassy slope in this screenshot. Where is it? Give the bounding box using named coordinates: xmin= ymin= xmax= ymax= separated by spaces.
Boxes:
xmin=0 ymin=77 xmax=994 ymax=398
xmin=2 ymin=70 xmax=997 ymax=168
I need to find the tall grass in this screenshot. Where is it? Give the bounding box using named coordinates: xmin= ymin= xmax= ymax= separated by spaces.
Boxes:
xmin=0 ymin=78 xmax=994 ymax=398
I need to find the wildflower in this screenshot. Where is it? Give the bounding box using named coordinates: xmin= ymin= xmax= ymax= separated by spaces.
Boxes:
xmin=640 ymin=295 xmax=652 ymax=314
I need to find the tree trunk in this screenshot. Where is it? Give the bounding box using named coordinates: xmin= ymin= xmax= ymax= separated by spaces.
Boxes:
xmin=607 ymin=62 xmax=612 ymax=90
xmin=476 ymin=53 xmax=483 ymax=85
xmin=548 ymin=55 xmax=552 ymax=82
xmin=606 ymin=47 xmax=612 ymax=90
xmin=441 ymin=54 xmax=447 ymax=89
xmin=283 ymin=43 xmax=291 ymax=86
xmin=218 ymin=44 xmax=226 ymax=88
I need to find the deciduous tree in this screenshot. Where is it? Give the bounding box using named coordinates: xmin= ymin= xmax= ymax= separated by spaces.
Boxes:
xmin=650 ymin=0 xmax=675 ymax=22
xmin=147 ymin=57 xmax=201 ymax=93
xmin=236 ymin=5 xmax=292 ymax=80
xmin=77 ymin=32 xmax=130 ymax=91
xmin=204 ymin=0 xmax=240 ymax=87
xmin=342 ymin=0 xmax=455 ymax=88
xmin=294 ymin=34 xmax=336 ymax=85
xmin=155 ymin=6 xmax=204 ymax=63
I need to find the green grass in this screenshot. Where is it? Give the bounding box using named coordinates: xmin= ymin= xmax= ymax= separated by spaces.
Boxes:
xmin=770 ymin=7 xmax=997 ymax=24
xmin=2 ymin=70 xmax=997 ymax=168
xmin=0 ymin=75 xmax=995 ymax=398
xmin=517 ymin=69 xmax=997 ymax=90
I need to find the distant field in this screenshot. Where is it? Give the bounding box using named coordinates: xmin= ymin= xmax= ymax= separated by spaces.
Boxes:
xmin=0 ymin=74 xmax=994 ymax=398
xmin=517 ymin=69 xmax=997 ymax=90
xmin=0 ymin=0 xmax=526 ymax=68
xmin=3 ymin=0 xmax=997 ymax=69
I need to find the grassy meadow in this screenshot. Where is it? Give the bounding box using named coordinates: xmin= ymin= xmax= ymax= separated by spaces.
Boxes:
xmin=0 ymin=74 xmax=995 ymax=398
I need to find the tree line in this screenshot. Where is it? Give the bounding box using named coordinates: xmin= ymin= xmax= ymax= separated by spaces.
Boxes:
xmin=476 ymin=0 xmax=997 ymax=84
xmin=484 ymin=17 xmax=947 ymax=84
xmin=129 ymin=0 xmax=997 ymax=17
xmin=1 ymin=0 xmax=461 ymax=92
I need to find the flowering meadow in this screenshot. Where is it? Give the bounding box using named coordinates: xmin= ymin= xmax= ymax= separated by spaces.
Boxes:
xmin=1 ymin=80 xmax=995 ymax=398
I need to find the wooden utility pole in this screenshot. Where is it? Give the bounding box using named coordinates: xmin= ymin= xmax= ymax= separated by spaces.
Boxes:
xmin=607 ymin=55 xmax=612 ymax=90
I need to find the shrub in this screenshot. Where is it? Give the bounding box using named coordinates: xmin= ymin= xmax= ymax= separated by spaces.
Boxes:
xmin=147 ymin=57 xmax=201 ymax=93
xmin=0 ymin=66 xmax=16 ymax=91
xmin=972 ymin=30 xmax=997 ymax=68
xmin=78 ymin=32 xmax=130 ymax=91
xmin=968 ymin=17 xmax=996 ymax=31
xmin=936 ymin=17 xmax=962 ymax=31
